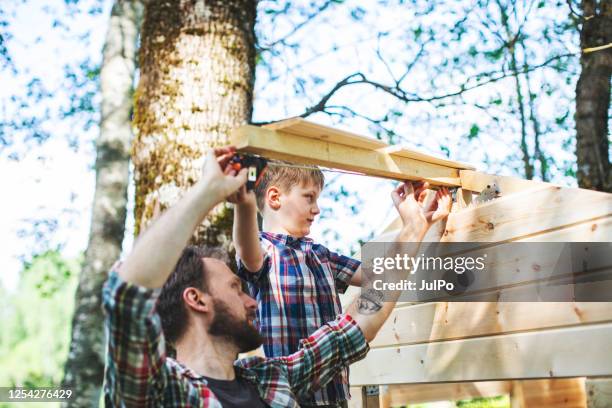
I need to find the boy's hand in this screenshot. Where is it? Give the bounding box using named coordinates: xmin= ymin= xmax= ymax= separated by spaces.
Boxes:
xmin=227 ymin=184 xmax=257 ymax=208
xmin=199 ymin=147 xmax=248 ymax=202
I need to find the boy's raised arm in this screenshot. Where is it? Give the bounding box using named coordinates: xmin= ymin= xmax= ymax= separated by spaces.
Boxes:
xmin=231 ymin=187 xmax=265 ymax=273
xmin=118 ymin=147 xmax=247 ymax=289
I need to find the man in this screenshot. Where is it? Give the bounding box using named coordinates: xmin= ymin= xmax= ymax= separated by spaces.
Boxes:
xmin=103 ymin=146 xmax=451 ymax=407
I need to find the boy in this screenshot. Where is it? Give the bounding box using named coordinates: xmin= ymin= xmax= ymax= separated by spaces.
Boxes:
xmin=231 ymin=165 xmax=362 ymax=407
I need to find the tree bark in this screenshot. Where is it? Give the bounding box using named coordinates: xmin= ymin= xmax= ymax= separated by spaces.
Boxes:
xmin=61 ymin=1 xmax=142 ymax=406
xmin=133 ymin=0 xmax=257 ymax=247
xmin=575 ymin=0 xmax=611 ymax=192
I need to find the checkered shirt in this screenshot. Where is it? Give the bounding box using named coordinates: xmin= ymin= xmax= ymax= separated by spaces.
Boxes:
xmin=102 ymin=268 xmax=369 ymax=407
xmin=236 ymin=232 xmax=361 ymax=405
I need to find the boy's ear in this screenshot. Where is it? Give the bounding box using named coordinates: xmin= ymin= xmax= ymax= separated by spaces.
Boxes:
xmin=267 ymin=186 xmax=282 ymax=210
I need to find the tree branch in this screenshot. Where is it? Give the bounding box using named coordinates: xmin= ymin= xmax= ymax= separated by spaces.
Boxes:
xmin=258 ymin=0 xmax=338 ymax=52
xmin=284 ymin=52 xmax=575 ymax=121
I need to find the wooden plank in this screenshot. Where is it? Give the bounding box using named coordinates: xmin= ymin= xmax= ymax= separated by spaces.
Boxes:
xmin=360 ymin=386 xmax=380 ymax=408
xmin=380 ymin=381 xmax=511 ymax=406
xmin=586 ymin=378 xmax=612 ymax=408
xmin=376 ymin=214 xmax=612 ymax=252
xmin=456 ymin=188 xmax=473 ymax=210
xmin=518 ymin=216 xmax=612 ymax=242
xmin=460 ymin=169 xmax=550 ymax=194
xmin=232 ymin=125 xmax=461 ymax=186
xmin=381 ymin=379 xmax=585 ymax=407
xmin=512 ymin=378 xmax=586 ymax=408
xmin=263 ymin=118 xmax=474 ymax=170
xmin=370 ymin=302 xmax=612 ymax=348
xmin=347 ymin=215 xmax=612 ymax=310
xmin=348 ymin=386 xmax=364 ymax=408
xmin=441 ymin=186 xmax=612 ymax=242
xmin=372 ymin=200 xmax=612 ymax=246
xmin=350 ymin=323 xmax=612 ymax=385
xmin=377 ymin=145 xmax=475 ymax=170
xmin=263 ymin=117 xmax=387 ymax=150
xmin=341 ymin=217 xmax=612 ymax=309
xmin=439 ymin=270 xmax=612 ymax=302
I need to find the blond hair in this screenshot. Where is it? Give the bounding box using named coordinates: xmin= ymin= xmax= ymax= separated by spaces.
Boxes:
xmin=255 ymin=165 xmax=324 ymax=212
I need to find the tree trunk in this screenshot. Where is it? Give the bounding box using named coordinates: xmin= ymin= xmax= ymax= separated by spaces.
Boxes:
xmin=61 ymin=1 xmax=142 ymax=406
xmin=575 ymin=0 xmax=611 ymax=192
xmin=132 ymin=0 xmax=257 ymax=247
xmin=496 ymin=0 xmax=534 ymax=180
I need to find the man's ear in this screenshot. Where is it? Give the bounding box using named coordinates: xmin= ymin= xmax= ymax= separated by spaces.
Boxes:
xmin=183 ymin=287 xmax=209 ymax=313
xmin=266 ymin=186 xmax=281 ymax=210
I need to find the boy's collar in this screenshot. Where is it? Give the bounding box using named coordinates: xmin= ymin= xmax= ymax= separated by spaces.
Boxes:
xmin=260 ymin=232 xmax=313 ymax=247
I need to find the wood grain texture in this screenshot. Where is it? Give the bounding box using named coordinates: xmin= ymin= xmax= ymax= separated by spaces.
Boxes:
xmin=232 ymin=124 xmax=462 ymax=185
xmin=350 ymin=323 xmax=612 ymax=385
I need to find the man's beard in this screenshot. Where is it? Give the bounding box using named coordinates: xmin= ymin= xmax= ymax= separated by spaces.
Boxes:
xmin=209 ymin=298 xmax=263 ymax=353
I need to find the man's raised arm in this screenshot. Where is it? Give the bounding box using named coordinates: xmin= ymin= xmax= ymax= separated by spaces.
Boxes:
xmin=348 ymin=182 xmax=452 ymax=342
xmin=119 ymin=147 xmax=247 ymax=289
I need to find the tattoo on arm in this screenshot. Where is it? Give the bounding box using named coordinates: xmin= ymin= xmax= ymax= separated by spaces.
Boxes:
xmin=357 ymin=289 xmax=384 ymax=314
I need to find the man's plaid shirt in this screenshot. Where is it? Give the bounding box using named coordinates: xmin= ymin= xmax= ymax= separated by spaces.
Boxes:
xmin=103 ymin=269 xmax=369 ymax=407
xmin=236 ymin=232 xmax=361 ymax=405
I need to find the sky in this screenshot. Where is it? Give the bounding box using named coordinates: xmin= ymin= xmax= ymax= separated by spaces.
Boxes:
xmin=0 ymin=0 xmax=584 ymax=292
xmin=1 ymin=0 xmax=108 ymax=291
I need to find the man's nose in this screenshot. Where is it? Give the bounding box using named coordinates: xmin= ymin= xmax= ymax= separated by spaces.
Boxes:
xmin=245 ymin=295 xmax=257 ymax=311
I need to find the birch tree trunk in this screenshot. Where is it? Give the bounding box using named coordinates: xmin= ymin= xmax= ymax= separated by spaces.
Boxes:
xmin=132 ymin=0 xmax=257 ymax=246
xmin=575 ymin=0 xmax=611 ymax=192
xmin=61 ymin=1 xmax=142 ymax=406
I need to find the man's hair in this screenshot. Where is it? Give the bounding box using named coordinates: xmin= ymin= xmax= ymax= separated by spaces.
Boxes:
xmin=254 ymin=165 xmax=324 ymax=211
xmin=157 ymin=245 xmax=230 ymax=344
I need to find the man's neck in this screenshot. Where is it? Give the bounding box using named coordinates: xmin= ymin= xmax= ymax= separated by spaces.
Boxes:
xmin=176 ymin=334 xmax=239 ymax=380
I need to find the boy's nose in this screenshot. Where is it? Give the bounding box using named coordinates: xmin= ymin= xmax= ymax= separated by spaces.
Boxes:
xmin=311 ymin=202 xmax=320 ymax=215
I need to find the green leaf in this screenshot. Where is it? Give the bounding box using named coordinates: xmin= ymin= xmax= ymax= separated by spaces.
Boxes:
xmin=440 ymin=145 xmax=450 ymax=157
xmin=468 ymin=124 xmax=480 ymax=140
xmin=413 ymin=26 xmax=423 ymax=40
xmin=484 ymin=47 xmax=504 ymax=61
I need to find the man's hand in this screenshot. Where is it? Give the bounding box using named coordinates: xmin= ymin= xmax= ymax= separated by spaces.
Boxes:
xmin=349 ymin=181 xmax=452 ymax=342
xmin=119 ymin=146 xmax=247 ymax=289
xmin=199 ymin=147 xmax=248 ymax=203
xmin=391 ymin=181 xmax=452 ymax=238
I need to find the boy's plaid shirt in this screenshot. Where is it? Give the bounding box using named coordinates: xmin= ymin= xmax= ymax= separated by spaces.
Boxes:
xmin=236 ymin=232 xmax=361 ymax=405
xmin=102 ymin=269 xmax=369 ymax=407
